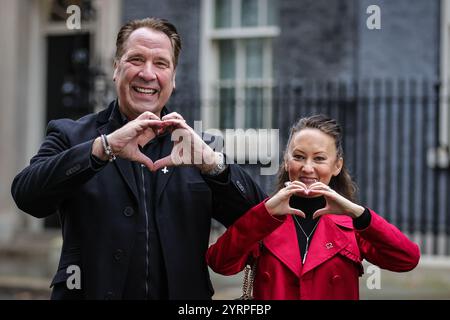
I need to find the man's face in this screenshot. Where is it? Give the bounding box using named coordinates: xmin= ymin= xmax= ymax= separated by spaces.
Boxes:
xmin=113 ymin=27 xmax=176 ymax=119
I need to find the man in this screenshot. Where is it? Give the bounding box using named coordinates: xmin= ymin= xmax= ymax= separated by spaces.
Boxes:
xmin=11 ymin=18 xmax=265 ymax=299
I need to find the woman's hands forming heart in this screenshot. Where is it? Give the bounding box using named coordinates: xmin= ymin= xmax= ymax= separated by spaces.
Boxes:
xmin=265 ymin=181 xmax=364 ymax=219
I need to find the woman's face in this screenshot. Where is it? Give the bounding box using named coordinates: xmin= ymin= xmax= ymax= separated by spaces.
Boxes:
xmin=285 ymin=128 xmax=343 ymax=190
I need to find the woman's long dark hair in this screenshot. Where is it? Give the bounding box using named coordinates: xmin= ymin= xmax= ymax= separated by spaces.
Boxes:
xmin=275 ymin=114 xmax=358 ymax=202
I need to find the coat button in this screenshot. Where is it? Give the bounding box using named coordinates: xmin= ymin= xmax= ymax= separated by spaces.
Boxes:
xmin=262 ymin=272 xmax=271 ymax=281
xmin=123 ymin=206 xmax=134 ymax=217
xmin=236 ymin=180 xmax=246 ymax=194
xmin=114 ymin=249 xmax=123 ymax=261
xmin=65 ymin=164 xmax=81 ymax=176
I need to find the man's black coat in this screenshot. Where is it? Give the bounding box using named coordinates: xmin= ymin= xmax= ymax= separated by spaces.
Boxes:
xmin=11 ymin=101 xmax=266 ymax=299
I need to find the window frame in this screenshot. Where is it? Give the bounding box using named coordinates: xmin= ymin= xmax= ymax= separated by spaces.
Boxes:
xmin=441 ymin=0 xmax=450 ymax=153
xmin=200 ymin=0 xmax=280 ymax=130
xmin=430 ymin=0 xmax=450 ymax=169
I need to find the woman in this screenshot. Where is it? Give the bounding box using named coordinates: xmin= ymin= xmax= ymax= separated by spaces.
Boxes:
xmin=206 ymin=115 xmax=420 ymax=300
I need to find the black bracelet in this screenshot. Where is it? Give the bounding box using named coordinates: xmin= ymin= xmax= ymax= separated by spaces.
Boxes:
xmin=100 ymin=134 xmax=116 ymax=162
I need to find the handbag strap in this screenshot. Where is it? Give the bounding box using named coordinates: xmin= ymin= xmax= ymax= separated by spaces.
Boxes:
xmin=240 ymin=264 xmax=253 ymax=300
xmin=240 ymin=241 xmax=262 ymax=300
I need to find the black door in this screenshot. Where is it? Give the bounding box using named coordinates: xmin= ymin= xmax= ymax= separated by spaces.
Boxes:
xmin=45 ymin=33 xmax=92 ymax=228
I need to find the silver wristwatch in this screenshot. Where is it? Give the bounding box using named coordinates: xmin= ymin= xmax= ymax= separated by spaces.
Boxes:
xmin=205 ymin=153 xmax=227 ymax=176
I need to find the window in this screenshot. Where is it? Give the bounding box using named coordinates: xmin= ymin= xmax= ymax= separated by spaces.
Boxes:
xmin=432 ymin=0 xmax=450 ymax=168
xmin=201 ymin=0 xmax=280 ymax=129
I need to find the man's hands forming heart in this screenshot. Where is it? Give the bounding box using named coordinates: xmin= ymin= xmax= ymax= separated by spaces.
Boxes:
xmin=92 ymin=111 xmax=219 ymax=173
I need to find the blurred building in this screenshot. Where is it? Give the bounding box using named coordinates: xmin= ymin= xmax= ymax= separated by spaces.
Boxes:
xmin=1 ymin=0 xmax=449 ymax=258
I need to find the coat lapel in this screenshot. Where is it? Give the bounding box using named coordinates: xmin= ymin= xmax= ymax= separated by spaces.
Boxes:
xmin=263 ymin=216 xmax=302 ymax=277
xmin=155 ymin=133 xmax=175 ymax=203
xmin=96 ymin=102 xmax=139 ymax=203
xmin=263 ymin=214 xmax=355 ymax=278
xmin=301 ymin=215 xmax=352 ymax=275
xmin=112 ymin=157 xmax=139 ymax=203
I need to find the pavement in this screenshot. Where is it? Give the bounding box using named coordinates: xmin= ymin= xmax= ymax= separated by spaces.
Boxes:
xmin=1 ymin=232 xmax=450 ymax=300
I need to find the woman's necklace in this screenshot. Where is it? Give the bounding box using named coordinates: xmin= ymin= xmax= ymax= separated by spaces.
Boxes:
xmin=293 ymin=215 xmax=320 ymax=264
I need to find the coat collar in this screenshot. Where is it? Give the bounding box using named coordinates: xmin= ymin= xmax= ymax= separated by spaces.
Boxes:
xmin=97 ymin=100 xmax=139 ymax=202
xmin=96 ymin=100 xmax=118 ymax=125
xmin=263 ymin=214 xmax=355 ymax=277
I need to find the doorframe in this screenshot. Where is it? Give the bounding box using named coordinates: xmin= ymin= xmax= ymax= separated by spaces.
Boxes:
xmin=22 ymin=0 xmax=121 ymax=231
